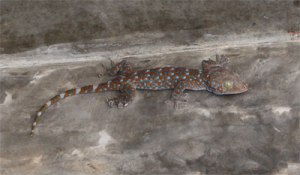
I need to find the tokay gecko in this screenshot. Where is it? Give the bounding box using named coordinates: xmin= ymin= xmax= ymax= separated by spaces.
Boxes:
xmin=30 ymin=55 xmax=248 ymax=136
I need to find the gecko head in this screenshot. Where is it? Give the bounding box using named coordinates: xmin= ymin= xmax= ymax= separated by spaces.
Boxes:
xmin=208 ymin=68 xmax=248 ymax=95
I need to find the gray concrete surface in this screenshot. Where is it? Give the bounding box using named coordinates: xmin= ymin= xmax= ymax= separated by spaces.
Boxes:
xmin=0 ymin=0 xmax=300 ymax=175
xmin=1 ymin=0 xmax=299 ymax=54
xmin=1 ymin=38 xmax=299 ymax=174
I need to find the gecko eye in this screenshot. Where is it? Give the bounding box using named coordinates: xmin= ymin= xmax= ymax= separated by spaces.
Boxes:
xmin=223 ymin=81 xmax=232 ymax=89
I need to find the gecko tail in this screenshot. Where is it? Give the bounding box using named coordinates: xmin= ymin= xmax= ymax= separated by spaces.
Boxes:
xmin=30 ymin=82 xmax=117 ymax=136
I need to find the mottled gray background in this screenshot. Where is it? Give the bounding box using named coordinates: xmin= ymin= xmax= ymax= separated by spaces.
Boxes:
xmin=0 ymin=0 xmax=299 ymax=175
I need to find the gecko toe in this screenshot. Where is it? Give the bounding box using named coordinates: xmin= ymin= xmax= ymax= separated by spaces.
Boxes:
xmin=180 ymin=99 xmax=188 ymax=102
xmin=98 ymin=73 xmax=106 ymax=77
xmin=101 ymin=63 xmax=108 ymax=70
xmin=118 ymin=103 xmax=124 ymax=108
xmin=174 ymin=103 xmax=178 ymax=108
xmin=165 ymin=100 xmax=172 ymax=104
xmin=106 ymin=98 xmax=114 ymax=107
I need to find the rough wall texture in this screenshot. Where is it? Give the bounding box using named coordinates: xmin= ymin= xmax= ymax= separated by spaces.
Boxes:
xmin=0 ymin=0 xmax=300 ymax=175
xmin=0 ymin=0 xmax=299 ymax=54
xmin=1 ymin=42 xmax=299 ymax=175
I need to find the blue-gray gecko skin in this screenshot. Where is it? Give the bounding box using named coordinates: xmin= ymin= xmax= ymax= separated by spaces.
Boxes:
xmin=30 ymin=55 xmax=248 ymax=136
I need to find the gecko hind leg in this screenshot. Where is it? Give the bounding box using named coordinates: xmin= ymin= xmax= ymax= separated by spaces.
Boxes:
xmin=99 ymin=57 xmax=116 ymax=77
xmin=107 ymin=84 xmax=136 ymax=108
xmin=101 ymin=59 xmax=133 ymax=77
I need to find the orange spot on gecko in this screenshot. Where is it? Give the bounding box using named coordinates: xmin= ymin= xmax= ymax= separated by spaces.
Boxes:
xmin=159 ymin=76 xmax=162 ymax=80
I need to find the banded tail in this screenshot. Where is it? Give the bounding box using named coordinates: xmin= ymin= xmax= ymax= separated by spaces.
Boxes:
xmin=30 ymin=82 xmax=117 ymax=136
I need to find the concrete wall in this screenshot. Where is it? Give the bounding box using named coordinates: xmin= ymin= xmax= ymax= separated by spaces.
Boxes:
xmin=0 ymin=1 xmax=299 ymax=175
xmin=1 ymin=0 xmax=299 ymax=54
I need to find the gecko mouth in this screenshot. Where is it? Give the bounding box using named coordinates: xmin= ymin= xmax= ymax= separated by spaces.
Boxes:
xmin=235 ymin=84 xmax=248 ymax=93
xmin=242 ymin=84 xmax=249 ymax=92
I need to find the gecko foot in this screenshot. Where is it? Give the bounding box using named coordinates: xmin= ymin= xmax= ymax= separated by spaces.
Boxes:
xmin=101 ymin=57 xmax=115 ymax=70
xmin=165 ymin=95 xmax=187 ymax=108
xmin=98 ymin=73 xmax=107 ymax=78
xmin=215 ymin=55 xmax=229 ymax=68
xmin=117 ymin=101 xmax=129 ymax=108
xmin=106 ymin=98 xmax=114 ymax=107
xmin=99 ymin=62 xmax=110 ymax=77
xmin=107 ymin=97 xmax=130 ymax=108
xmin=165 ymin=99 xmax=179 ymax=108
xmin=101 ymin=63 xmax=108 ymax=70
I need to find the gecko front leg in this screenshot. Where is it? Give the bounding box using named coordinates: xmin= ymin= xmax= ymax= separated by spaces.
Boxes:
xmin=164 ymin=81 xmax=189 ymax=108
